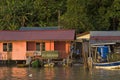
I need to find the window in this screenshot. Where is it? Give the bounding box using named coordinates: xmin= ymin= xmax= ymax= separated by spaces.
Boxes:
xmin=8 ymin=43 xmax=12 ymax=51
xmin=3 ymin=43 xmax=12 ymax=52
xmin=3 ymin=43 xmax=7 ymax=51
xmin=26 ymin=42 xmax=45 ymax=51
xmin=26 ymin=42 xmax=36 ymax=51
xmin=36 ymin=43 xmax=40 ymax=51
xmin=36 ymin=42 xmax=45 ymax=51
xmin=42 ymin=42 xmax=45 ymax=51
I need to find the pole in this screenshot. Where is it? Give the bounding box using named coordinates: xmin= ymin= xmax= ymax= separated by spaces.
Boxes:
xmin=88 ymin=41 xmax=93 ymax=70
xmin=58 ymin=10 xmax=60 ymax=29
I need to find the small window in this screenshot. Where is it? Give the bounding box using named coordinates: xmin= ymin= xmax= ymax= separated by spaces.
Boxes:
xmin=3 ymin=43 xmax=12 ymax=52
xmin=26 ymin=42 xmax=36 ymax=51
xmin=42 ymin=42 xmax=45 ymax=51
xmin=36 ymin=42 xmax=45 ymax=51
xmin=8 ymin=43 xmax=12 ymax=51
xmin=3 ymin=43 xmax=7 ymax=51
xmin=36 ymin=43 xmax=40 ymax=51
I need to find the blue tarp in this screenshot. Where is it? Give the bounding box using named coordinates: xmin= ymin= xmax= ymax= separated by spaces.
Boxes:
xmin=97 ymin=46 xmax=109 ymax=59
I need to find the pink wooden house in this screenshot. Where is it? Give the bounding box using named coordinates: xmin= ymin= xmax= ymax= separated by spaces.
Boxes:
xmin=0 ymin=30 xmax=75 ymax=62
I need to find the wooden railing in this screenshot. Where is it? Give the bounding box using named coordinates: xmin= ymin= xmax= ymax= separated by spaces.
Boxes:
xmin=26 ymin=50 xmax=70 ymax=59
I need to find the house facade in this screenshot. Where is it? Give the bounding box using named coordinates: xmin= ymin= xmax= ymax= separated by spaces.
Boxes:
xmin=0 ymin=30 xmax=75 ymax=61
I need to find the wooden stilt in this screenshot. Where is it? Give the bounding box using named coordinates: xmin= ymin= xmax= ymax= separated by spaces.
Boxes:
xmin=82 ymin=41 xmax=88 ymax=69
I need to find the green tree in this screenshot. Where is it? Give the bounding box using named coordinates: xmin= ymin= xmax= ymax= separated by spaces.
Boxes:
xmin=61 ymin=0 xmax=120 ymax=33
xmin=106 ymin=0 xmax=120 ymax=30
xmin=86 ymin=0 xmax=120 ymax=31
xmin=0 ymin=0 xmax=67 ymax=30
xmin=61 ymin=0 xmax=93 ymax=33
xmin=0 ymin=0 xmax=119 ymax=31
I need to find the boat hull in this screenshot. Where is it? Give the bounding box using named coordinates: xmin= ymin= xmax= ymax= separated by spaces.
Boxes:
xmin=93 ymin=61 xmax=120 ymax=69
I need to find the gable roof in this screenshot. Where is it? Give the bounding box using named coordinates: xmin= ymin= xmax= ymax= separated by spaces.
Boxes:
xmin=76 ymin=32 xmax=89 ymax=37
xmin=0 ymin=30 xmax=75 ymax=41
xmin=76 ymin=32 xmax=90 ymax=40
xmin=19 ymin=27 xmax=59 ymax=31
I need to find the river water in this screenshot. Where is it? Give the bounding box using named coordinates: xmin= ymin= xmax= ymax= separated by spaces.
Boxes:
xmin=0 ymin=66 xmax=120 ymax=80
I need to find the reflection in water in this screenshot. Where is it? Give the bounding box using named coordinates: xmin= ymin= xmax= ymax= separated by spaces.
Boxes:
xmin=44 ymin=68 xmax=55 ymax=80
xmin=0 ymin=66 xmax=120 ymax=80
xmin=12 ymin=67 xmax=27 ymax=80
xmin=63 ymin=67 xmax=70 ymax=80
xmin=0 ymin=67 xmax=8 ymax=79
xmin=0 ymin=67 xmax=28 ymax=80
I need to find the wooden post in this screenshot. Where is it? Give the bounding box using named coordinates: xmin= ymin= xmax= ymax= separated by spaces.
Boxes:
xmin=82 ymin=41 xmax=88 ymax=69
xmin=82 ymin=39 xmax=93 ymax=70
xmin=7 ymin=51 xmax=11 ymax=64
xmin=88 ymin=57 xmax=93 ymax=69
xmin=88 ymin=41 xmax=93 ymax=70
xmin=66 ymin=56 xmax=69 ymax=66
xmin=95 ymin=47 xmax=97 ymax=62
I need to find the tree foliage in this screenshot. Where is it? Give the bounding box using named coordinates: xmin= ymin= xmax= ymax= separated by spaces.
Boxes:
xmin=0 ymin=0 xmax=66 ymax=30
xmin=0 ymin=0 xmax=119 ymax=32
xmin=61 ymin=0 xmax=120 ymax=33
xmin=61 ymin=0 xmax=93 ymax=33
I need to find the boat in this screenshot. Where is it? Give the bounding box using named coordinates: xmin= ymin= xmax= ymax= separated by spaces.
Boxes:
xmin=90 ymin=44 xmax=120 ymax=69
xmin=93 ymin=61 xmax=120 ymax=69
xmin=17 ymin=64 xmax=29 ymax=67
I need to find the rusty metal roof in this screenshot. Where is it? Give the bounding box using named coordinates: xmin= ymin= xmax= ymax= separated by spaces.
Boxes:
xmin=90 ymin=31 xmax=120 ymax=44
xmin=0 ymin=30 xmax=75 ymax=41
xmin=90 ymin=31 xmax=120 ymax=36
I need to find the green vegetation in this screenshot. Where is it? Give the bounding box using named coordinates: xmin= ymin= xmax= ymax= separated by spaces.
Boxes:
xmin=31 ymin=59 xmax=42 ymax=68
xmin=107 ymin=53 xmax=120 ymax=62
xmin=0 ymin=0 xmax=120 ymax=33
xmin=41 ymin=51 xmax=59 ymax=59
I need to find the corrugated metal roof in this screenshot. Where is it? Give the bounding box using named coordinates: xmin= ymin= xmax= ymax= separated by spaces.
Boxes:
xmin=19 ymin=27 xmax=59 ymax=31
xmin=90 ymin=31 xmax=120 ymax=44
xmin=90 ymin=31 xmax=120 ymax=36
xmin=0 ymin=30 xmax=75 ymax=41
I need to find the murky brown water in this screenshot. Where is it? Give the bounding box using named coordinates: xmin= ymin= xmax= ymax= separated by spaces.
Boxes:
xmin=0 ymin=66 xmax=120 ymax=80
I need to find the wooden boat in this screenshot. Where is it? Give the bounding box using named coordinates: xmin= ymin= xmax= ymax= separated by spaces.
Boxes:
xmin=93 ymin=61 xmax=120 ymax=69
xmin=44 ymin=63 xmax=54 ymax=68
xmin=89 ymin=44 xmax=120 ymax=69
xmin=17 ymin=64 xmax=29 ymax=67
